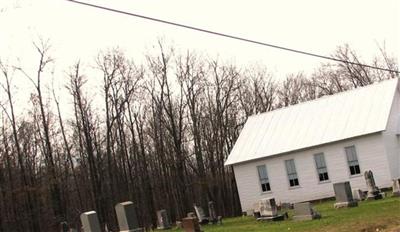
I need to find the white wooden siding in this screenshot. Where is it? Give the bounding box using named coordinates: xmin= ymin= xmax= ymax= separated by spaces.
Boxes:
xmin=382 ymin=81 xmax=400 ymax=179
xmin=233 ymin=133 xmax=392 ymax=212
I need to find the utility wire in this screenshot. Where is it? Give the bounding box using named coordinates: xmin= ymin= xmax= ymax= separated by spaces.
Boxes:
xmin=66 ymin=0 xmax=399 ymax=74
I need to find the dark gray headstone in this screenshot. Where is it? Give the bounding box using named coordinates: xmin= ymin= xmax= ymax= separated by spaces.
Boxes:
xmin=333 ymin=182 xmax=358 ymax=208
xmin=60 ymin=221 xmax=69 ymax=232
xmin=115 ymin=201 xmax=139 ymax=231
xmin=352 ymin=188 xmax=366 ymax=201
xmin=208 ymin=201 xmax=217 ymax=224
xmin=80 ymin=211 xmax=101 ymax=232
xmin=258 ymin=198 xmax=277 ymax=217
xmin=156 ymin=209 xmax=171 ymax=230
xmin=393 ymin=178 xmax=400 ymax=197
xmin=293 ymin=202 xmax=320 ymax=221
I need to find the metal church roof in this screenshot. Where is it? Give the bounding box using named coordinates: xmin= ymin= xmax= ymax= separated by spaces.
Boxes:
xmin=225 ymin=78 xmax=399 ymax=166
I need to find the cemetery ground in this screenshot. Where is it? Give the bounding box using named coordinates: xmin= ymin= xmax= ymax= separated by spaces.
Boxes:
xmin=173 ymin=193 xmax=400 ymax=232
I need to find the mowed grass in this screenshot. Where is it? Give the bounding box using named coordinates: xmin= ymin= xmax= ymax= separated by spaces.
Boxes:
xmin=171 ymin=194 xmax=400 ymax=232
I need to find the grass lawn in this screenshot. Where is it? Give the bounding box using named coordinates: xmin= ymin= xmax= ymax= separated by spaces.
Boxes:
xmin=170 ymin=194 xmax=400 ymax=232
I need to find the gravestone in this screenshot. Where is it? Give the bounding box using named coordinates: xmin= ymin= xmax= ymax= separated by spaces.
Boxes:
xmin=217 ymin=216 xmax=223 ymax=225
xmin=181 ymin=217 xmax=201 ymax=232
xmin=176 ymin=221 xmax=183 ymax=229
xmin=245 ymin=209 xmax=254 ymax=217
xmin=69 ymin=229 xmax=78 ymax=232
xmin=352 ymin=188 xmax=366 ymax=201
xmin=115 ymin=201 xmax=140 ymax=232
xmin=333 ymin=182 xmax=358 ymax=208
xmin=208 ymin=201 xmax=217 ymax=224
xmin=60 ymin=221 xmax=69 ymax=232
xmin=193 ymin=205 xmax=208 ymax=224
xmin=252 ymin=202 xmax=261 ymax=218
xmin=364 ymin=170 xmax=383 ymax=200
xmin=293 ymin=202 xmax=321 ymax=221
xmin=258 ymin=198 xmax=278 ymax=217
xmin=256 ymin=197 xmax=286 ymax=221
xmin=280 ymin=202 xmax=294 ymax=210
xmin=80 ymin=211 xmax=101 ymax=232
xmin=187 ymin=212 xmax=196 ymax=218
xmin=392 ymin=178 xmax=400 ymax=197
xmin=156 ymin=209 xmax=171 ymax=230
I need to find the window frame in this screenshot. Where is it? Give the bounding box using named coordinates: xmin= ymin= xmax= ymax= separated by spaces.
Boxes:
xmin=256 ymin=165 xmax=271 ymax=193
xmin=345 ymin=145 xmax=361 ymax=176
xmin=313 ymin=152 xmax=330 ymax=182
xmin=285 ymin=159 xmax=300 ymax=188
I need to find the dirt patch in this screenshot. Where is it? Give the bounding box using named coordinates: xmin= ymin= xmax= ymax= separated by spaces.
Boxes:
xmin=386 ymin=225 xmax=400 ymax=232
xmin=359 ymin=224 xmax=387 ymax=232
xmin=359 ymin=224 xmax=400 ymax=232
xmin=315 ymin=221 xmax=400 ymax=232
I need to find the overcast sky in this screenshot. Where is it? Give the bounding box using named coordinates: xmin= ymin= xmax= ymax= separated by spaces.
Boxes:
xmin=1 ymin=0 xmax=398 ymax=76
xmin=0 ymin=0 xmax=399 ymax=117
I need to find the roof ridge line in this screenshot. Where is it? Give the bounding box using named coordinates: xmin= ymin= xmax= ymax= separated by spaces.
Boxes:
xmin=249 ymin=77 xmax=399 ymax=120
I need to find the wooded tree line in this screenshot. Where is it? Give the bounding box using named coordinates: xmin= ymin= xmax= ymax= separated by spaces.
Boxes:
xmin=0 ymin=41 xmax=397 ymax=231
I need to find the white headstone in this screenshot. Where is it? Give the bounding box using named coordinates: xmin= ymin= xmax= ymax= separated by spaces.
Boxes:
xmin=245 ymin=209 xmax=254 ymax=217
xmin=258 ymin=198 xmax=277 ymax=217
xmin=80 ymin=211 xmax=101 ymax=232
xmin=392 ymin=178 xmax=400 ymax=197
xmin=194 ymin=205 xmax=208 ymax=223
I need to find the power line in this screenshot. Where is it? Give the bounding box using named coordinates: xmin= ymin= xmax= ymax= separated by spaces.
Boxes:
xmin=66 ymin=0 xmax=399 ymax=74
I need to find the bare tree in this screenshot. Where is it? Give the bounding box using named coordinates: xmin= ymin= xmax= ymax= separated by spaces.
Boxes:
xmin=21 ymin=40 xmax=65 ymax=228
xmin=176 ymin=51 xmax=210 ymax=212
xmin=67 ymin=62 xmax=107 ymax=227
xmin=238 ymin=67 xmax=277 ymax=117
xmin=0 ymin=60 xmax=40 ymax=231
xmin=0 ymin=41 xmax=397 ymax=231
xmin=146 ymin=42 xmax=190 ymax=218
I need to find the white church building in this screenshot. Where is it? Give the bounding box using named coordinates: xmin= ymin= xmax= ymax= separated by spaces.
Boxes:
xmin=225 ymin=78 xmax=400 ymax=212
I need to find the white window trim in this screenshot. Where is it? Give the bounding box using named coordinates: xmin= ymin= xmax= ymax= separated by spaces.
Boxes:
xmin=256 ymin=165 xmax=272 ymax=193
xmin=317 ymin=180 xmax=331 ymax=185
xmin=313 ymin=152 xmax=330 ymax=183
xmin=288 ymin=185 xmax=302 ymax=190
xmin=344 ymin=145 xmax=362 ymax=177
xmin=285 ymin=159 xmax=300 ymax=188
